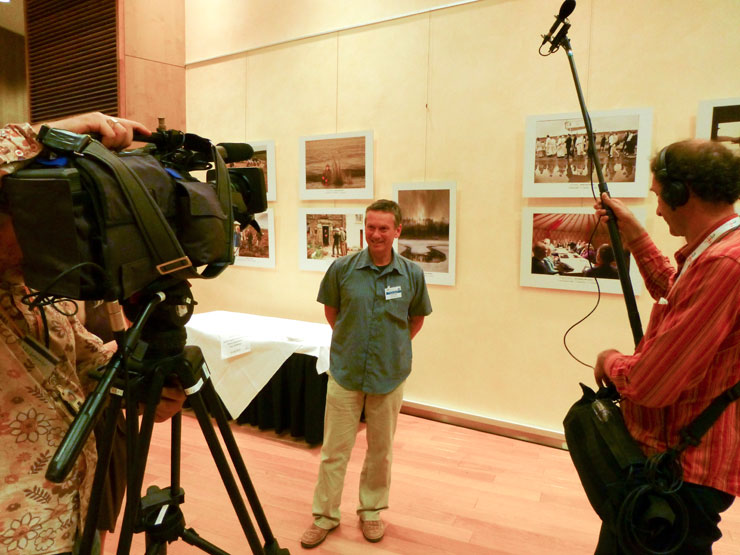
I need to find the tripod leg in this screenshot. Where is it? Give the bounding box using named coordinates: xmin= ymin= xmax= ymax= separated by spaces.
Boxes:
xmin=184 ymin=381 xmax=266 ymax=554
xmin=201 ymin=373 xmax=282 ymax=548
xmin=79 ymin=391 xmax=125 ymax=554
xmin=116 ymin=368 xmax=169 ymax=555
xmin=182 ymin=346 xmax=289 ymax=555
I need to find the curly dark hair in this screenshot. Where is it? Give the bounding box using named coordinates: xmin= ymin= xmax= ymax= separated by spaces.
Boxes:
xmin=651 ymin=139 xmax=740 ymax=204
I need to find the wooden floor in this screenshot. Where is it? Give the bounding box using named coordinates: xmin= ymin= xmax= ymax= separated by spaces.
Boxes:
xmin=104 ymin=411 xmax=740 ymax=554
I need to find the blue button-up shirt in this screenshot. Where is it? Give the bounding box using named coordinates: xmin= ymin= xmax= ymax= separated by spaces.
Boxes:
xmin=317 ymin=248 xmax=432 ymax=394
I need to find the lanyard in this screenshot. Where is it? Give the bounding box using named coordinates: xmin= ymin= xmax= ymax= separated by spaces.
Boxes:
xmin=674 ymin=216 xmax=740 ymax=288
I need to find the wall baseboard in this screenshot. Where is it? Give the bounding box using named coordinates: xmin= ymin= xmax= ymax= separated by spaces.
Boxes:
xmin=401 ymin=401 xmax=567 ymax=450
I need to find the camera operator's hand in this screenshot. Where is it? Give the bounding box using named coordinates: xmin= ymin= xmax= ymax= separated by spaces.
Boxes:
xmin=136 ymin=383 xmax=187 ymax=423
xmin=33 ymin=112 xmax=151 ymax=151
xmin=594 ymin=192 xmax=646 ymax=247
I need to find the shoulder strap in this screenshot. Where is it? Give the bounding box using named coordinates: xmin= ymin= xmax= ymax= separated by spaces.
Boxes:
xmin=83 ymin=140 xmax=196 ymax=277
xmin=675 ymin=380 xmax=740 ymax=453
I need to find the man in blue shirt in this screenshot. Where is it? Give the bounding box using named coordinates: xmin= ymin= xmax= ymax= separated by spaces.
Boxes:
xmin=301 ymin=199 xmax=432 ymax=549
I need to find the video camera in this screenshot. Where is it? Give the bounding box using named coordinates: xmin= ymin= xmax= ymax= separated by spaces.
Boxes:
xmin=1 ymin=125 xmax=266 ymax=303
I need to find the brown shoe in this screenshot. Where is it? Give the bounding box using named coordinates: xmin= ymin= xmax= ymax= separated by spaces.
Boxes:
xmin=361 ymin=519 xmax=385 ymax=542
xmin=300 ymin=523 xmax=334 ymax=549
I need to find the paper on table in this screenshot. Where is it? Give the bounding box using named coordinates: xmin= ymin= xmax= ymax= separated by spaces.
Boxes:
xmin=185 ymin=311 xmax=332 ymax=418
xmin=221 ymin=334 xmax=251 ymax=359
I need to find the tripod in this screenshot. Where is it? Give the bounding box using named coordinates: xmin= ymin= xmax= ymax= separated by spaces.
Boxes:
xmin=46 ymin=282 xmax=290 ymax=554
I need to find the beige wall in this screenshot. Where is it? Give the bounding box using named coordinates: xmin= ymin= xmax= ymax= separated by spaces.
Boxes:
xmin=0 ymin=27 xmax=28 ymax=124
xmin=122 ymin=0 xmax=186 ymax=130
xmin=185 ymin=0 xmax=740 ymax=434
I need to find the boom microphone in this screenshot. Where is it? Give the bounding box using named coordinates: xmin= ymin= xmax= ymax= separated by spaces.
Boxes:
xmin=541 ymin=0 xmax=576 ymax=46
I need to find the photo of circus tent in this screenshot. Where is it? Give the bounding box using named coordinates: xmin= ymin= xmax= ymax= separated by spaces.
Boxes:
xmin=523 ymin=108 xmax=653 ymax=198
xmin=532 ymin=211 xmax=610 ymax=246
xmin=520 ymin=206 xmax=645 ymax=295
xmin=393 ymin=182 xmax=456 ymax=286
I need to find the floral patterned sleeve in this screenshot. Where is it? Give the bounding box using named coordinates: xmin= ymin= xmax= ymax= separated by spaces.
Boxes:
xmin=69 ymin=313 xmax=117 ymax=390
xmin=0 ymin=123 xmax=43 ymax=179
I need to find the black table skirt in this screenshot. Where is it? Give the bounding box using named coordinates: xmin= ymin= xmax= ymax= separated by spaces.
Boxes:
xmin=235 ymin=353 xmax=328 ymax=445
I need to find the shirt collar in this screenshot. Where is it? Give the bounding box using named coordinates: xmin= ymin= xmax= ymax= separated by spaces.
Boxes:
xmin=675 ymin=213 xmax=739 ymax=266
xmin=357 ymin=248 xmax=406 ymax=276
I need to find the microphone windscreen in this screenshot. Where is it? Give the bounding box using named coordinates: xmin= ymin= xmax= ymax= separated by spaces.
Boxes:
xmin=559 ymin=0 xmax=576 ymax=19
xmin=217 ymin=142 xmax=254 ymax=163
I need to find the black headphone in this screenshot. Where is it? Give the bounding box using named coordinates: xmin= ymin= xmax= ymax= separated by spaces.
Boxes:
xmin=654 ymin=146 xmax=689 ymax=209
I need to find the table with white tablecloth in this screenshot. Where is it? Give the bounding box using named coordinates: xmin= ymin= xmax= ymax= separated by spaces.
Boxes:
xmin=185 ymin=311 xmax=332 ymax=443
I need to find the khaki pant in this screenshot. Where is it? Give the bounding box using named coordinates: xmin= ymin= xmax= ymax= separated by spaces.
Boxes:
xmin=311 ymin=376 xmax=404 ymax=529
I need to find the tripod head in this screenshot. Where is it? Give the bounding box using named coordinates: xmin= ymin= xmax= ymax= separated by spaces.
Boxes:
xmin=46 ymin=278 xmax=196 ymax=483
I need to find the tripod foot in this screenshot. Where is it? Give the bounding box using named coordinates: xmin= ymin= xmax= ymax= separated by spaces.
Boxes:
xmin=263 ymin=541 xmax=290 ymax=555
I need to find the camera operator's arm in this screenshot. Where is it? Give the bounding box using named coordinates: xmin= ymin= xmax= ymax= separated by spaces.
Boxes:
xmin=1 ymin=112 xmax=151 ymax=180
xmin=0 ymin=122 xmax=43 ymax=178
xmin=32 ymin=111 xmax=151 ymax=151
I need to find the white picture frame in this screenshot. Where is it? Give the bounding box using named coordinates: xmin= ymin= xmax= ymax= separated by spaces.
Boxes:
xmin=696 ymin=97 xmax=740 ymax=154
xmin=520 ymin=206 xmax=645 ymax=295
xmin=234 ymin=208 xmax=275 ymax=268
xmin=299 ymin=130 xmax=374 ymax=200
xmin=226 ymin=140 xmax=277 ymax=202
xmin=523 ymin=108 xmax=653 ymax=198
xmin=393 ymin=182 xmax=457 ymax=286
xmin=298 ymin=207 xmax=366 ymax=271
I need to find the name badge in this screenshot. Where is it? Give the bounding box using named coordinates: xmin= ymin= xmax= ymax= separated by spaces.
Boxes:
xmin=385 ymin=285 xmax=402 ymax=300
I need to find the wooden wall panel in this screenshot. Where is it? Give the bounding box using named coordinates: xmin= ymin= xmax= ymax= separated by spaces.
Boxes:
xmin=25 ymin=0 xmax=118 ymax=122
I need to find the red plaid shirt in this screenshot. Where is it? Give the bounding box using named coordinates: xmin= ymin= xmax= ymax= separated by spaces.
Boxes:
xmin=604 ymin=214 xmax=740 ymax=495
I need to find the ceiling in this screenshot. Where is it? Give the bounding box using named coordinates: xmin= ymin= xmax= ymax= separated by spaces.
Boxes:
xmin=0 ymin=0 xmax=25 ymax=36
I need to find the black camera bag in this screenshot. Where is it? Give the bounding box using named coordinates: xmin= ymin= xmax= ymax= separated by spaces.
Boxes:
xmin=3 ymin=128 xmax=234 ymax=300
xmin=564 ymin=381 xmax=740 ymax=553
xmin=563 ymin=384 xmax=646 ymax=521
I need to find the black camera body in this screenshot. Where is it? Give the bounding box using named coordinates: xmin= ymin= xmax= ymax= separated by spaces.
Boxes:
xmin=2 ymin=127 xmax=245 ymax=301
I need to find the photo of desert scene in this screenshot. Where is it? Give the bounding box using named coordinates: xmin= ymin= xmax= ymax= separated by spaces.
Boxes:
xmin=305 ymin=213 xmax=365 ymax=260
xmin=533 ymin=114 xmax=640 ymax=184
xmin=238 ymin=211 xmax=270 ymax=258
xmin=229 ymin=148 xmax=269 ymax=193
xmin=305 ymin=136 xmax=366 ymax=190
xmin=530 ymin=212 xmax=629 ymax=279
xmin=397 ymin=188 xmax=450 ymax=273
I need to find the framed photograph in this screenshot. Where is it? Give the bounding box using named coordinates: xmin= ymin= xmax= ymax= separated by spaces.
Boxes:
xmin=235 ymin=208 xmax=275 ymax=268
xmin=520 ymin=206 xmax=646 ymax=295
xmin=523 ymin=108 xmax=653 ymax=198
xmin=393 ymin=182 xmax=457 ymax=286
xmin=298 ymin=207 xmax=366 ymax=271
xmin=299 ymin=130 xmax=374 ymax=200
xmin=227 ymin=139 xmax=277 ymax=202
xmin=696 ymin=97 xmax=740 ymax=154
